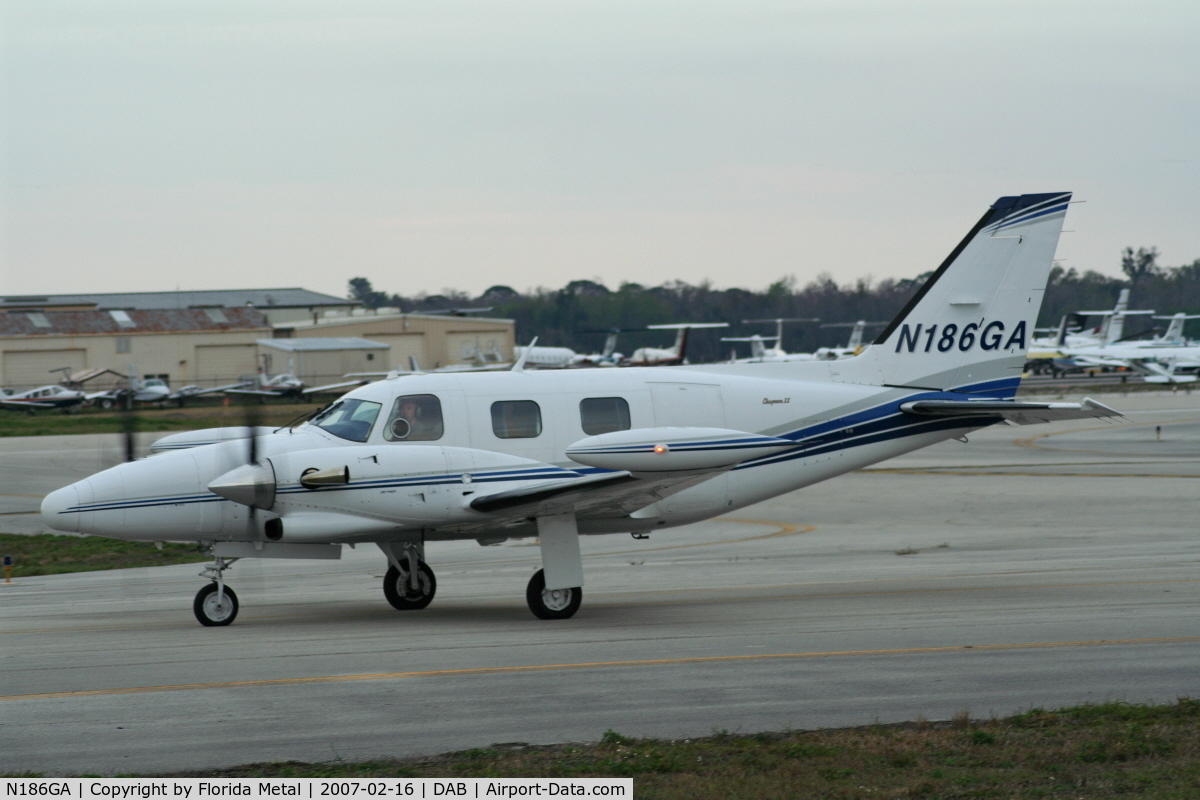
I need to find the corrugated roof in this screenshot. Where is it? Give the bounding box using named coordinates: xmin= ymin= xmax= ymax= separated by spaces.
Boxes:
xmin=0 ymin=307 xmax=271 ymax=336
xmin=286 ymin=310 xmax=516 ymax=328
xmin=258 ymin=337 xmax=388 ymax=352
xmin=0 ymin=288 xmax=352 ymax=310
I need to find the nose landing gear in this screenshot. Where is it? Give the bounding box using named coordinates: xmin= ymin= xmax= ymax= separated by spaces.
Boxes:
xmin=194 ymin=556 xmax=239 ymax=626
xmin=383 ymin=559 xmax=436 ymax=609
xmin=379 ymin=542 xmax=436 ymax=610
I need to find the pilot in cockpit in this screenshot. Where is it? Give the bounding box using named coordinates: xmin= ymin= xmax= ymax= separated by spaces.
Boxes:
xmin=387 ymin=394 xmax=443 ymax=441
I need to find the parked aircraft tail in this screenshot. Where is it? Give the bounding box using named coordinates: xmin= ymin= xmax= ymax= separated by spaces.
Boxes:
xmin=845 ymin=193 xmax=1072 ymax=394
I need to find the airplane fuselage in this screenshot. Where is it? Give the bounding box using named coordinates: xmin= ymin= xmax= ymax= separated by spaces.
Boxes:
xmin=43 ymin=362 xmax=996 ymax=545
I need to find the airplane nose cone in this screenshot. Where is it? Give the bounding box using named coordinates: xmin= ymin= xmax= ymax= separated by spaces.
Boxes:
xmin=41 ymin=484 xmax=82 ymax=532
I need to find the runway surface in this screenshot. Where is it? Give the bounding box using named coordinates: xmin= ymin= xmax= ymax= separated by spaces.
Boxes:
xmin=2 ymin=391 xmax=1198 ymax=775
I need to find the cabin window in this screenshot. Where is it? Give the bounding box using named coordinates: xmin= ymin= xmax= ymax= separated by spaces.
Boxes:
xmin=311 ymin=398 xmax=381 ymax=443
xmin=384 ymin=394 xmax=444 ymax=441
xmin=491 ymin=400 xmax=542 ymax=439
xmin=580 ymin=397 xmax=631 ymax=435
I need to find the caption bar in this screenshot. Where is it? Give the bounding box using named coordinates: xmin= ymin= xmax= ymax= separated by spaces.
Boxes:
xmin=2 ymin=780 xmax=631 ymax=799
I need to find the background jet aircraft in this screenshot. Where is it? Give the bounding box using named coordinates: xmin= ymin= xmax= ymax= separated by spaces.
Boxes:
xmin=814 ymin=320 xmax=889 ymax=360
xmin=722 ymin=318 xmax=819 ymax=363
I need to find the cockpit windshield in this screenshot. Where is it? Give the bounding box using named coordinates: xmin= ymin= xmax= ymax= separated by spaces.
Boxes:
xmin=309 ymin=398 xmax=381 ymax=442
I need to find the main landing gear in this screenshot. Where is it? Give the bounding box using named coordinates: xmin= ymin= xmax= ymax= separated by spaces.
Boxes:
xmin=526 ymin=569 xmax=582 ymax=620
xmin=194 ymin=556 xmax=239 ymax=626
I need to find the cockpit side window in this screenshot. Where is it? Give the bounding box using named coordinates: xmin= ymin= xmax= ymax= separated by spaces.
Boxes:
xmin=580 ymin=397 xmax=631 ymax=435
xmin=384 ymin=394 xmax=444 ymax=441
xmin=310 ymin=398 xmax=381 ymax=442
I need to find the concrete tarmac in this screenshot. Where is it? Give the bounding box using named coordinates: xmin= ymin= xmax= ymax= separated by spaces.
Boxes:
xmin=1 ymin=391 xmax=1198 ymax=775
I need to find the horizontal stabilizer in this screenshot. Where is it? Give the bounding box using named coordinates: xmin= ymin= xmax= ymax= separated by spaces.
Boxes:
xmin=900 ymin=397 xmax=1121 ymax=425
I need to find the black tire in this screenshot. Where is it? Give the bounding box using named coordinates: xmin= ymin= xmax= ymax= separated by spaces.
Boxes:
xmin=194 ymin=583 xmax=239 ymax=626
xmin=383 ymin=561 xmax=436 ymax=610
xmin=525 ymin=568 xmax=582 ymax=620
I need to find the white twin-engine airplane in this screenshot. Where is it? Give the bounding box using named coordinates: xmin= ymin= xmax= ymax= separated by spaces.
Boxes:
xmin=41 ymin=192 xmax=1120 ymax=626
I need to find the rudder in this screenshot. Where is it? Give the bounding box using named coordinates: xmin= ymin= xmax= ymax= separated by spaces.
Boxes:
xmin=848 ymin=193 xmax=1071 ymax=394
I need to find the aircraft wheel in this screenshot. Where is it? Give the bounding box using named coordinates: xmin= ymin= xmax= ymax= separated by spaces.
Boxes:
xmin=383 ymin=561 xmax=436 ymax=610
xmin=194 ymin=583 xmax=239 ymax=626
xmin=525 ymin=569 xmax=582 ymax=620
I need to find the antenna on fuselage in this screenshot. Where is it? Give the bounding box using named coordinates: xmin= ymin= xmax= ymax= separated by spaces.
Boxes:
xmin=511 ymin=337 xmax=538 ymax=372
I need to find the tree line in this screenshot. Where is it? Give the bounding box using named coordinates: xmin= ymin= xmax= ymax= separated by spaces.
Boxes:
xmin=349 ymin=247 xmax=1200 ymax=363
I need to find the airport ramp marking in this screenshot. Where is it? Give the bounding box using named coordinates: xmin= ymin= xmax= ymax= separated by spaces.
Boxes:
xmin=5 ymin=636 xmax=1200 ymax=702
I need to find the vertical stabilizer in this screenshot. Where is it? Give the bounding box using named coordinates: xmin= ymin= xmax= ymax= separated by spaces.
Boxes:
xmin=846 ymin=321 xmax=866 ymax=349
xmin=1103 ymin=288 xmax=1132 ymax=344
xmin=845 ymin=193 xmax=1071 ymax=393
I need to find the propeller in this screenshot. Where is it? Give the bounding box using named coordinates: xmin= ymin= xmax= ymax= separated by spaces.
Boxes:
xmin=206 ymin=398 xmax=278 ymax=531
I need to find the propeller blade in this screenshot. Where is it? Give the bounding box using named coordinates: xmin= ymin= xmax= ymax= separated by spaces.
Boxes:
xmin=241 ymin=401 xmax=264 ymax=529
xmin=120 ymin=388 xmax=137 ymax=462
xmin=244 ymin=402 xmax=262 ymax=465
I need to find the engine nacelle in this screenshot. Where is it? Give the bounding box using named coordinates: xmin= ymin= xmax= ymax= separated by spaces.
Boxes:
xmin=565 ymin=427 xmax=800 ymax=472
xmin=150 ymin=426 xmax=278 ymax=454
xmin=241 ymin=445 xmax=582 ymax=540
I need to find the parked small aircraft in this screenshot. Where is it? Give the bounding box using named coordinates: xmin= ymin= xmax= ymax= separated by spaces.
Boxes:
xmin=225 ymin=372 xmax=369 ymax=401
xmin=625 ymin=323 xmax=729 ymax=365
xmin=42 ymin=192 xmax=1120 ymax=626
xmin=168 ymin=381 xmax=257 ymax=407
xmin=2 ymin=384 xmax=88 ymax=412
xmin=90 ymin=375 xmax=173 ymax=409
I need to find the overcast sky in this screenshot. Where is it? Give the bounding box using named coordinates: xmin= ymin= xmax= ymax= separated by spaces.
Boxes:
xmin=3 ymin=1 xmax=1198 ymax=301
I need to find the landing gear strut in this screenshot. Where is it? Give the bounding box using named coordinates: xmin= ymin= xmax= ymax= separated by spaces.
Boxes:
xmin=194 ymin=556 xmax=239 ymax=626
xmin=526 ymin=568 xmax=582 ymax=620
xmin=382 ymin=545 xmax=436 ymax=610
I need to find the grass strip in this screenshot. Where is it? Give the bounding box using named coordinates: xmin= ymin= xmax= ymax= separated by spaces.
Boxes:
xmin=0 ymin=533 xmax=209 ymax=577
xmin=50 ymin=698 xmax=1185 ymax=795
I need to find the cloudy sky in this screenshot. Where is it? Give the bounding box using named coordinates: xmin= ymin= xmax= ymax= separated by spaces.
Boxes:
xmin=3 ymin=1 xmax=1198 ymax=301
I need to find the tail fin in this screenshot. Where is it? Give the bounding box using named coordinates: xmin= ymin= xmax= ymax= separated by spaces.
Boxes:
xmin=1101 ymin=288 xmax=1132 ymax=343
xmin=846 ymin=321 xmax=866 ymax=349
xmin=601 ymin=331 xmax=619 ymax=358
xmin=1053 ymin=314 xmax=1070 ymax=347
xmin=848 ymin=192 xmax=1071 ymax=394
xmin=1153 ymin=313 xmax=1200 ymax=344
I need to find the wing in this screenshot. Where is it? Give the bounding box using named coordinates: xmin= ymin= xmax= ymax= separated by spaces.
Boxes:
xmin=901 ymin=397 xmax=1121 ymax=425
xmin=168 ymin=381 xmax=252 ymax=400
xmin=301 ymin=378 xmax=372 ymax=395
xmin=0 ymin=399 xmax=56 ymax=410
xmin=457 ymin=468 xmax=724 ymax=532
